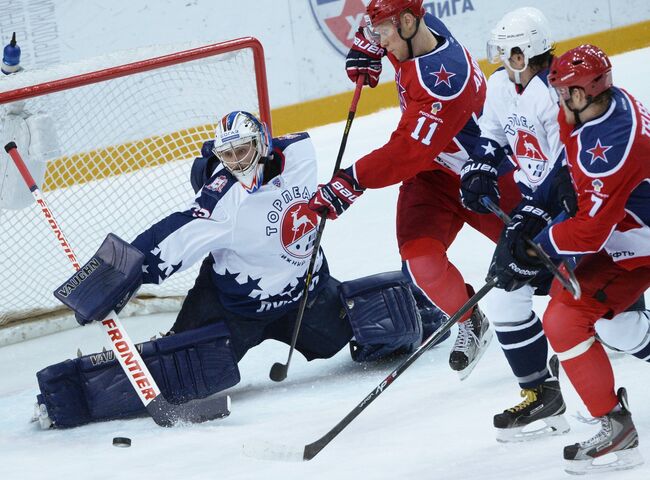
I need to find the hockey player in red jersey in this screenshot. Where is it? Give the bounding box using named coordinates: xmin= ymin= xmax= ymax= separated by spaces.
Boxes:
xmin=308 ymin=0 xmax=521 ymax=379
xmin=495 ymin=44 xmax=649 ymax=474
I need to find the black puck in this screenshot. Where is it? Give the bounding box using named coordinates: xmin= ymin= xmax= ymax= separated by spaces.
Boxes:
xmin=112 ymin=437 xmax=131 ymax=448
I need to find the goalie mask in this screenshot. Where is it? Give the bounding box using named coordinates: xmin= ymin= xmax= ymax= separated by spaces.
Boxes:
xmin=212 ymin=111 xmax=271 ymax=193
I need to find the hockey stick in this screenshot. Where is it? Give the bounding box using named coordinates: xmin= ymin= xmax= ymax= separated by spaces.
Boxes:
xmin=246 ymin=278 xmax=497 ymax=461
xmin=5 ymin=141 xmax=230 ymax=427
xmin=269 ymin=76 xmax=365 ymax=382
xmin=480 ymin=196 xmax=581 ymax=300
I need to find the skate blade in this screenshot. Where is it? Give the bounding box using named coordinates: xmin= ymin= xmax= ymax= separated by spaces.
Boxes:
xmin=496 ymin=415 xmax=570 ymax=443
xmin=457 ymin=327 xmax=493 ymax=381
xmin=564 ymin=448 xmax=645 ymax=475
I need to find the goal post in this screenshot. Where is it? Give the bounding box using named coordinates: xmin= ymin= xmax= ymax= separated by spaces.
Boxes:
xmin=0 ymin=37 xmax=271 ymax=333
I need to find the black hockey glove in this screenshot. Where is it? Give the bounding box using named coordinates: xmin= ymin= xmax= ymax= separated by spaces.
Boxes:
xmin=506 ymin=203 xmax=552 ymax=264
xmin=553 ymin=165 xmax=578 ymax=217
xmin=488 ymin=203 xmax=551 ymax=291
xmin=489 ymin=230 xmax=542 ymax=292
xmin=459 ymin=159 xmax=500 ymax=214
xmin=346 ymin=28 xmax=385 ymax=88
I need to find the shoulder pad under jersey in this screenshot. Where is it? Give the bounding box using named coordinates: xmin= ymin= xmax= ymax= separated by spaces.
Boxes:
xmin=415 ymin=35 xmax=471 ymax=100
xmin=272 ymin=132 xmax=310 ymax=152
xmin=575 ymin=88 xmax=635 ymax=178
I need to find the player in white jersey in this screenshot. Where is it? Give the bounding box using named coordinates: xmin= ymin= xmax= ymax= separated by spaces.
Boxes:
xmin=459 ymin=7 xmax=572 ymax=442
xmin=34 ymin=111 xmax=436 ymax=428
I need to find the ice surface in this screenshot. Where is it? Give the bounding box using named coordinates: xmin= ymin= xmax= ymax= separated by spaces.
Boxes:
xmin=1 ymin=47 xmax=649 ymax=480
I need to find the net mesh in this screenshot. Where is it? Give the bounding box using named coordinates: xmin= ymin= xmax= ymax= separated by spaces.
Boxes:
xmin=0 ymin=41 xmax=267 ymax=326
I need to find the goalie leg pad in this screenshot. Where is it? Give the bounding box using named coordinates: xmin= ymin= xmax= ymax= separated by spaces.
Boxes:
xmin=53 ymin=233 xmax=145 ymax=325
xmin=340 ymin=271 xmax=422 ymax=362
xmin=35 ymin=322 xmax=239 ymax=428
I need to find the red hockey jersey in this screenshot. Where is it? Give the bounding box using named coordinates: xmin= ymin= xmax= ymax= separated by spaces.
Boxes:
xmin=535 ymin=87 xmax=650 ymax=269
xmin=353 ymin=13 xmax=486 ymax=189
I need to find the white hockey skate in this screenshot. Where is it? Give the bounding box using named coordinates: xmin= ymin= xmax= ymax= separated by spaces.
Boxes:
xmin=564 ymin=388 xmax=644 ymax=475
xmin=494 ymin=355 xmax=570 ymax=443
xmin=449 ymin=305 xmax=492 ymax=381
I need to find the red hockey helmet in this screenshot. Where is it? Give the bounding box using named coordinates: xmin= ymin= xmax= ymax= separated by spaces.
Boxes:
xmin=366 ymin=0 xmax=425 ymax=26
xmin=548 ymin=44 xmax=613 ymax=100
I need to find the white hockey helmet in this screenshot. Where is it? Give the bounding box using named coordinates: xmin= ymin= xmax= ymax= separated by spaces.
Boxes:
xmin=212 ymin=111 xmax=271 ymax=193
xmin=487 ymin=7 xmax=552 ymax=71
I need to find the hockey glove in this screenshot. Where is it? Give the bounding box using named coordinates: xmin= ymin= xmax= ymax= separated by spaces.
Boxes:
xmin=506 ymin=203 xmax=552 ymax=265
xmin=553 ymin=165 xmax=578 ymax=217
xmin=346 ymin=28 xmax=385 ymax=88
xmin=459 ymin=159 xmax=500 ymax=214
xmin=489 ymin=230 xmax=542 ymax=292
xmin=53 ymin=234 xmax=144 ymax=326
xmin=308 ymin=167 xmax=365 ymax=220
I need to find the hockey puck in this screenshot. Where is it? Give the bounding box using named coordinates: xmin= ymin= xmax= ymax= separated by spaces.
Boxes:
xmin=112 ymin=437 xmax=131 ymax=448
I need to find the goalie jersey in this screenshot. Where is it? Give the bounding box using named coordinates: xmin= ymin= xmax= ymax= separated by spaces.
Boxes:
xmin=131 ymin=132 xmax=327 ymax=319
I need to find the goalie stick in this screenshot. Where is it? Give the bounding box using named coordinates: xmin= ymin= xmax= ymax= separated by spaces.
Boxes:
xmin=269 ymin=75 xmax=365 ymax=382
xmin=479 ymin=196 xmax=581 ymax=300
xmin=5 ymin=141 xmax=230 ymax=427
xmin=245 ymin=278 xmax=497 ymax=461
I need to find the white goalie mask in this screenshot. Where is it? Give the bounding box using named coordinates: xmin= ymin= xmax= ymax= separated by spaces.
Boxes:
xmin=212 ymin=111 xmax=271 ymax=193
xmin=487 ymin=7 xmax=552 ymax=74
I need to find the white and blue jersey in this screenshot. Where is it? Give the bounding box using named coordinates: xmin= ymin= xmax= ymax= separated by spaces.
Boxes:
xmin=132 ymin=133 xmax=327 ymax=319
xmin=475 ymin=67 xmax=563 ymax=201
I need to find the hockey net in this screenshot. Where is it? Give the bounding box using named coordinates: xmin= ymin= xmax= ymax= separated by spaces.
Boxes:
xmin=0 ymin=37 xmax=271 ymax=337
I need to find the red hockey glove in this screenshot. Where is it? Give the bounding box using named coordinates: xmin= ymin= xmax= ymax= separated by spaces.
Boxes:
xmin=308 ymin=167 xmax=365 ymax=220
xmin=346 ymin=28 xmax=385 ymax=88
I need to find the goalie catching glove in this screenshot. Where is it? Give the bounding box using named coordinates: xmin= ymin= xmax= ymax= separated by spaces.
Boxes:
xmin=308 ymin=167 xmax=365 ymax=220
xmin=53 ymin=233 xmax=144 ymax=326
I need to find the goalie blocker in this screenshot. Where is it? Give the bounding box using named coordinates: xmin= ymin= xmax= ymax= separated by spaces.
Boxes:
xmin=41 ymin=234 xmax=448 ymax=427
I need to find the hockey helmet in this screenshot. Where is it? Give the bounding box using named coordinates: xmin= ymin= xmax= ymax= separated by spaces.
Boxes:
xmin=364 ymin=0 xmax=425 ymax=48
xmin=212 ymin=111 xmax=271 ymax=193
xmin=487 ymin=7 xmax=552 ymax=70
xmin=366 ymin=0 xmax=424 ymax=25
xmin=548 ymin=44 xmax=613 ymax=100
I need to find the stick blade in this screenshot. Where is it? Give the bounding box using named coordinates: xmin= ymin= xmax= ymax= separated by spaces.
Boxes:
xmin=269 ymin=362 xmax=288 ymax=382
xmin=146 ymin=394 xmax=231 ymax=427
xmin=242 ymin=439 xmax=306 ymax=462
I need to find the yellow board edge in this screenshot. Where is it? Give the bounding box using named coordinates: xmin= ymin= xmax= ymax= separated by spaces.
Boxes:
xmin=272 ymin=19 xmax=650 ymax=136
xmin=44 ymin=20 xmax=650 ymax=191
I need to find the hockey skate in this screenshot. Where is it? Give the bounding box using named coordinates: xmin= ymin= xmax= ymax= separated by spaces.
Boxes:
xmin=494 ymin=355 xmax=570 ymax=442
xmin=30 ymin=399 xmax=52 ymax=430
xmin=449 ymin=305 xmax=493 ymax=380
xmin=564 ymin=387 xmax=644 ymax=475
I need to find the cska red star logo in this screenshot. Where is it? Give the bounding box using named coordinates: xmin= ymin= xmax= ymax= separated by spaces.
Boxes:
xmin=431 ymin=64 xmax=456 ymax=88
xmin=586 ymin=139 xmax=612 ymax=165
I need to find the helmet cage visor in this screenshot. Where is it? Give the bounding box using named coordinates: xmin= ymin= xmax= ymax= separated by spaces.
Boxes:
xmin=212 ymin=132 xmax=264 ymax=191
xmin=213 ymin=137 xmax=260 ymax=174
xmin=362 ymin=14 xmax=397 ymax=45
xmin=486 ymin=38 xmax=531 ymax=72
